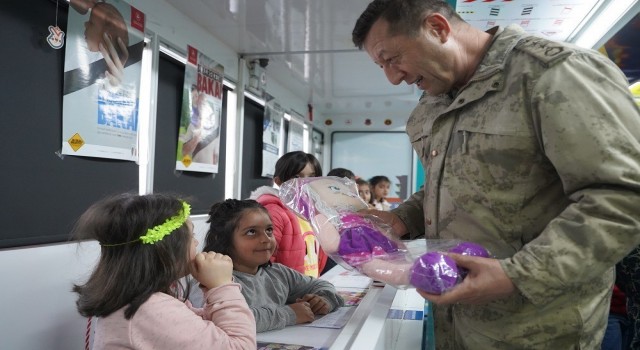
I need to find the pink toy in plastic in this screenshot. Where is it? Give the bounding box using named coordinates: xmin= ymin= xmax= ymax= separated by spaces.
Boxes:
xmin=280 ymin=176 xmax=490 ymax=294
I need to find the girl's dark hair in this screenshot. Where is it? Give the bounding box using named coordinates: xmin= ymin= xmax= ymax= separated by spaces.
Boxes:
xmin=356 ymin=178 xmax=370 ymax=186
xmin=72 ymin=193 xmax=192 ymax=320
xmin=369 ymin=175 xmax=391 ymax=187
xmin=368 ymin=175 xmax=391 ymax=203
xmin=203 ymin=199 xmax=272 ymax=269
xmin=327 ymin=168 xmax=355 ymax=180
xmin=352 ymin=0 xmax=462 ymax=49
xmin=274 ymin=151 xmax=322 ymax=183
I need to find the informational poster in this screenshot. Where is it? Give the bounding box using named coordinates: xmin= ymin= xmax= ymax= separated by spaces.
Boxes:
xmin=311 ymin=129 xmax=324 ymax=166
xmin=175 ymin=45 xmax=224 ymax=173
xmin=61 ymin=0 xmax=145 ymax=160
xmin=455 ymin=0 xmax=599 ymax=41
xmin=261 ymin=99 xmax=283 ymax=177
xmin=287 ymin=113 xmax=305 ymax=152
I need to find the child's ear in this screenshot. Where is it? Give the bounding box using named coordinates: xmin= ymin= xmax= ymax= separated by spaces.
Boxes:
xmin=274 ymin=176 xmax=282 ymax=186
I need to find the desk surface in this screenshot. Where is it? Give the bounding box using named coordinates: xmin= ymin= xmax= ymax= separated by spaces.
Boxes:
xmin=256 ymin=266 xmax=426 ymax=349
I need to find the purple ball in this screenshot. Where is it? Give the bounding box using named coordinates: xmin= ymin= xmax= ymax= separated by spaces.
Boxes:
xmin=410 ymin=252 xmax=460 ymax=294
xmin=448 ymin=242 xmax=490 ymax=258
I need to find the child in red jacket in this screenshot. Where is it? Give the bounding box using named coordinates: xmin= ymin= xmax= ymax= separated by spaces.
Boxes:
xmin=249 ymin=151 xmax=328 ymax=277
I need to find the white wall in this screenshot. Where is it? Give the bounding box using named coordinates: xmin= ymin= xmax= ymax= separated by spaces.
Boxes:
xmin=0 ymin=0 xmax=309 ymax=348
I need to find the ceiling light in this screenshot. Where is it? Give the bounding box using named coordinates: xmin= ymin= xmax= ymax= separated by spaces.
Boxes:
xmin=570 ymin=0 xmax=640 ymax=49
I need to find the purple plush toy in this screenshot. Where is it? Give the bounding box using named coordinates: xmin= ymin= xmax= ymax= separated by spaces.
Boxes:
xmin=279 ymin=176 xmax=490 ymax=293
xmin=448 ymin=241 xmax=490 ymax=257
xmin=409 ymin=242 xmax=491 ymax=294
xmin=410 ymin=252 xmax=460 ymax=294
xmin=337 ymin=213 xmax=399 ymax=266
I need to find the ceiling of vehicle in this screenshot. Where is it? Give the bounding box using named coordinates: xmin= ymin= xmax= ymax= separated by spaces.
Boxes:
xmin=164 ymin=0 xmax=639 ymax=123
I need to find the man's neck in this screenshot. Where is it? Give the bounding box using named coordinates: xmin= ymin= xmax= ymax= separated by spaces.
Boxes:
xmin=453 ymin=23 xmax=494 ymax=90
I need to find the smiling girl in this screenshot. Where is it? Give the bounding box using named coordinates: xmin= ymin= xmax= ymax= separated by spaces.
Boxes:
xmin=203 ymin=199 xmax=344 ymax=332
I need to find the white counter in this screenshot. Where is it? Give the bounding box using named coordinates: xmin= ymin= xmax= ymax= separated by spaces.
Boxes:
xmin=256 ymin=266 xmax=428 ymax=349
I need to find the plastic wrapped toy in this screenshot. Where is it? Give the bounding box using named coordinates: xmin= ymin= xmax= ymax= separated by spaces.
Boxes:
xmin=280 ymin=176 xmax=490 ymax=294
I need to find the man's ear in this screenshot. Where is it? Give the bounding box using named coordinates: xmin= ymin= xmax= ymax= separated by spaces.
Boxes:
xmin=423 ymin=13 xmax=451 ymax=43
xmin=274 ymin=176 xmax=282 ymax=186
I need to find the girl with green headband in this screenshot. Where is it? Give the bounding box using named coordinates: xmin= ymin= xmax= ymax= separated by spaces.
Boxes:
xmin=72 ymin=193 xmax=256 ymax=349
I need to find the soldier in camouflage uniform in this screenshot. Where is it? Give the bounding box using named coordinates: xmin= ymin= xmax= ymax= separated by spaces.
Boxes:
xmin=352 ymin=0 xmax=640 ymax=348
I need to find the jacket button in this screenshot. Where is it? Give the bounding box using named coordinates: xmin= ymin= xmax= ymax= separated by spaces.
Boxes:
xmin=458 ymin=98 xmax=465 ymax=104
xmin=431 ymin=150 xmax=438 ymax=157
xmin=426 ymin=218 xmax=432 ymax=225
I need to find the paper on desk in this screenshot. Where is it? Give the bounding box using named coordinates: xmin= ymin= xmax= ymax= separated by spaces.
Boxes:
xmin=336 ymin=288 xmax=368 ymax=306
xmin=302 ymin=306 xmax=354 ymax=329
xmin=257 ymin=341 xmax=320 ymax=350
xmin=326 ymin=270 xmax=372 ymax=289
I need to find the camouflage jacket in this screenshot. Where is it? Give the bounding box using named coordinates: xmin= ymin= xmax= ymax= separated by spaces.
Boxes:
xmin=393 ymin=24 xmax=640 ymax=349
xmin=616 ymin=246 xmax=640 ymax=349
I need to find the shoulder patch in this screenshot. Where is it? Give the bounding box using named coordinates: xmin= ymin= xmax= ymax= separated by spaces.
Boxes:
xmin=515 ymin=37 xmax=573 ymax=67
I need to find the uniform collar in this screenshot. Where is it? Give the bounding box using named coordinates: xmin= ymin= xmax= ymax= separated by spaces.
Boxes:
xmin=474 ymin=24 xmax=527 ymax=80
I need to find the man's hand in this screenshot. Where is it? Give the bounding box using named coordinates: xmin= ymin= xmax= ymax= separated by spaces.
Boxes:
xmin=358 ymin=209 xmax=407 ymax=238
xmin=417 ymin=254 xmax=516 ymax=305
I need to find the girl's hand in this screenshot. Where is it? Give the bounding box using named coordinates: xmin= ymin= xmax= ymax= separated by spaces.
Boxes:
xmin=297 ymin=294 xmax=330 ymax=315
xmin=289 ymin=301 xmax=315 ymax=324
xmin=191 ymin=252 xmax=233 ymax=289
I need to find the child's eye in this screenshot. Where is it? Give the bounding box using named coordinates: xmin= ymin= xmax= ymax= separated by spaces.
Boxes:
xmin=246 ymin=229 xmax=257 ymax=236
xmin=266 ymin=227 xmax=274 ymax=237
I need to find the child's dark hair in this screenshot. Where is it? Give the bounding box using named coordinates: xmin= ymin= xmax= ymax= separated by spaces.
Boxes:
xmin=327 ymin=168 xmax=355 ymax=180
xmin=203 ymin=199 xmax=272 ymax=269
xmin=368 ymin=175 xmax=391 ymax=202
xmin=356 ymin=178 xmax=370 ymax=186
xmin=369 ymin=175 xmax=391 ymax=188
xmin=274 ymin=151 xmax=323 ymax=183
xmin=72 ymin=193 xmax=193 ymax=320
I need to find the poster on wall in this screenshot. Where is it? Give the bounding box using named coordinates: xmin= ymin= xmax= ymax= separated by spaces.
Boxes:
xmin=287 ymin=113 xmax=305 ymax=152
xmin=61 ymin=0 xmax=145 ymax=160
xmin=454 ymin=0 xmax=599 ymax=42
xmin=261 ymin=98 xmax=283 ymax=177
xmin=311 ymin=128 xmax=324 ymax=166
xmin=175 ymin=45 xmax=224 ymax=174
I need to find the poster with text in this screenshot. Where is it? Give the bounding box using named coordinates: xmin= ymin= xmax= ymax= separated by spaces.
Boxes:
xmin=61 ymin=0 xmax=145 ymax=160
xmin=175 ymin=45 xmax=224 ymax=173
xmin=261 ymin=99 xmax=283 ymax=177
xmin=287 ymin=113 xmax=305 ymax=152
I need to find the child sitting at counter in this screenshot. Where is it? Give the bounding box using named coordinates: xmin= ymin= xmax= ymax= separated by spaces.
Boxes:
xmin=203 ymin=199 xmax=344 ymax=332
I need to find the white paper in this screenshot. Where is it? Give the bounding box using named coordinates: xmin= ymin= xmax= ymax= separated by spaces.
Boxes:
xmin=302 ymin=306 xmax=355 ymax=329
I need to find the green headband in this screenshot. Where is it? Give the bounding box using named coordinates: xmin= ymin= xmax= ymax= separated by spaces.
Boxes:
xmin=102 ymin=201 xmax=191 ymax=247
